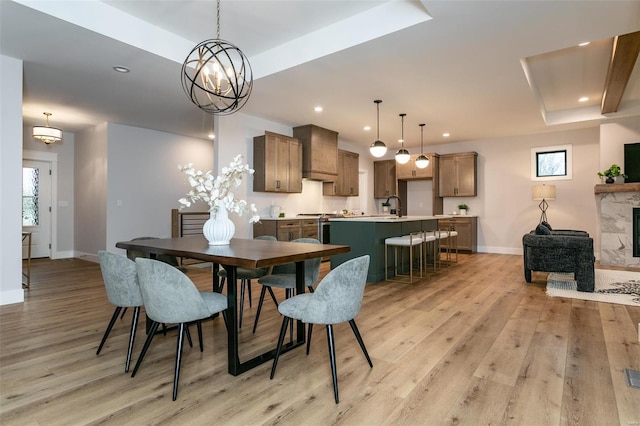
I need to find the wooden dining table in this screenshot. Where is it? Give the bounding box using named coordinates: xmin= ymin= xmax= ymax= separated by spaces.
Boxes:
xmin=115 ymin=236 xmax=350 ymax=376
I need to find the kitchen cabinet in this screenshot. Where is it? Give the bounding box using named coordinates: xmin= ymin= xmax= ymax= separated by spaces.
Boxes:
xmin=437 ymin=216 xmax=477 ymax=252
xmin=292 ymin=124 xmax=338 ymax=181
xmin=253 ymin=131 xmax=302 ymax=193
xmin=439 ymin=152 xmax=477 ymax=197
xmin=395 ymin=153 xmax=436 ymax=180
xmin=323 ymin=149 xmax=359 ymax=196
xmin=253 ymin=219 xmax=319 ymax=242
xmin=373 ymin=160 xmax=396 ymax=198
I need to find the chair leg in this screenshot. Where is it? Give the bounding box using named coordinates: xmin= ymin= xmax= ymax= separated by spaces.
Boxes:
xmin=247 ymin=279 xmax=253 ymax=307
xmin=173 ymin=323 xmax=186 ymax=401
xmin=219 ymin=276 xmax=225 ymax=293
xmin=97 ymin=306 xmax=122 ymax=355
xmin=349 ymin=319 xmax=373 ymax=368
xmin=286 ymin=288 xmax=294 ymax=344
xmin=125 ymin=306 xmax=141 ymax=372
xmin=131 ymin=321 xmax=160 ymax=377
xmin=185 ymin=324 xmax=193 ymax=348
xmin=326 ymin=324 xmax=339 ymax=404
xmin=270 ymin=316 xmax=290 ymax=380
xmin=120 ymin=307 xmax=128 ymax=320
xmin=306 ymin=323 xmax=314 ymax=355
xmin=252 ymin=286 xmax=267 ymax=334
xmin=196 ymin=320 xmax=203 ymax=352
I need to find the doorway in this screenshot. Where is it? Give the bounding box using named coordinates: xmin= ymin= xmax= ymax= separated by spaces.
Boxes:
xmin=22 ymin=160 xmax=52 ymax=259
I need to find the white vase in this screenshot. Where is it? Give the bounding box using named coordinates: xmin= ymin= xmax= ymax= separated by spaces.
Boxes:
xmin=203 ymin=202 xmax=235 ymax=245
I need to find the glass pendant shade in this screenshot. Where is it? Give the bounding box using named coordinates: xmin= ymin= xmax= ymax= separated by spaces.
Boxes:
xmin=415 ymin=122 xmax=429 ymax=168
xmin=33 ymin=112 xmax=62 ymax=144
xmin=395 ymin=149 xmax=411 ymax=164
xmin=369 ymin=99 xmax=387 ymax=157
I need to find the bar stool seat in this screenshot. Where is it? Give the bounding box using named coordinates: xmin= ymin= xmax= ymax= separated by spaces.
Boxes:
xmin=385 ymin=233 xmax=423 ymax=284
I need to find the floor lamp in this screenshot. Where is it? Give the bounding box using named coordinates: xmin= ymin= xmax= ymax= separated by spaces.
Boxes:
xmin=532 ymin=184 xmax=556 ymax=223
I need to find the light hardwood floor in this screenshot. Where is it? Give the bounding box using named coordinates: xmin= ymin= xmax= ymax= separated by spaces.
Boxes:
xmin=1 ymin=254 xmax=639 ymax=425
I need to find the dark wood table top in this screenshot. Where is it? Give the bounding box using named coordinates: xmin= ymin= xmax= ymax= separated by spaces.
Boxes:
xmin=115 ymin=235 xmax=350 ymax=268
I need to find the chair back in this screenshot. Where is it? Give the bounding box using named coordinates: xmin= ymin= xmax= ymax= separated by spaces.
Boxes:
xmin=135 ymin=258 xmax=214 ymax=324
xmin=126 ymin=236 xmax=181 ymax=268
xmin=306 ymin=255 xmax=370 ymax=324
xmin=98 ymin=251 xmax=143 ymax=307
xmin=272 ymin=238 xmax=322 ymax=286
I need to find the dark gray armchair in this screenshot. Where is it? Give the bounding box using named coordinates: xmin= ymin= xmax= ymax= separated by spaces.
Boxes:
xmin=522 ymin=224 xmax=595 ymax=292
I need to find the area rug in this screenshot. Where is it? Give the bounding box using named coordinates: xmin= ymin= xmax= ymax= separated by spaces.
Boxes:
xmin=546 ymin=269 xmax=640 ymax=306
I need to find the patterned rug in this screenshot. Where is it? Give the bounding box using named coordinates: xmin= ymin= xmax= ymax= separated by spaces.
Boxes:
xmin=546 ymin=269 xmax=640 ymax=306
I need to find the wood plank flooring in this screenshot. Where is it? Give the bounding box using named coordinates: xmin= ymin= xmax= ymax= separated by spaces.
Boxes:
xmin=1 ymin=254 xmax=639 ymax=425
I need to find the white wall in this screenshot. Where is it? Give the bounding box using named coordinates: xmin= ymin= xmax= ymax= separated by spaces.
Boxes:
xmin=0 ymin=54 xmax=24 ymax=305
xmin=600 ymin=116 xmax=640 ymax=171
xmin=106 ymin=123 xmax=214 ymax=256
xmin=74 ymin=123 xmax=108 ymax=259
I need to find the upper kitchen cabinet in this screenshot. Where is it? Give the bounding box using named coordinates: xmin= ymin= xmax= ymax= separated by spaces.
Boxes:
xmin=253 ymin=131 xmax=303 ymax=193
xmin=292 ymin=124 xmax=338 ymax=181
xmin=438 ymin=152 xmax=477 ymax=197
xmin=373 ymin=160 xmax=396 ymax=198
xmin=323 ymin=149 xmax=359 ymax=196
xmin=396 ymin=153 xmax=438 ymax=180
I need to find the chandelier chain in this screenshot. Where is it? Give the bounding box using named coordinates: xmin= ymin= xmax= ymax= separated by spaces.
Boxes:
xmin=216 ymin=0 xmax=220 ymax=39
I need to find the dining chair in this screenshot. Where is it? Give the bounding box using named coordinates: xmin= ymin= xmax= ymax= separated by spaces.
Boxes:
xmin=252 ymin=238 xmax=322 ymax=335
xmin=217 ymin=235 xmax=277 ymax=328
xmin=270 ymin=255 xmax=372 ymax=404
xmin=126 ymin=236 xmax=188 ymax=273
xmin=96 ymin=251 xmax=143 ymax=373
xmin=131 ymin=258 xmax=228 ymax=401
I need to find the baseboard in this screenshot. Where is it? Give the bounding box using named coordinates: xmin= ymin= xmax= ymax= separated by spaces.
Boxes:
xmin=477 ymin=246 xmax=522 ymax=255
xmin=0 ymin=289 xmax=25 ymax=306
xmin=51 ymin=250 xmax=75 ymax=260
xmin=74 ymin=252 xmax=99 ymax=264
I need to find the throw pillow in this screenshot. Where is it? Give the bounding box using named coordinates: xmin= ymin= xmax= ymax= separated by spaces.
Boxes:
xmin=535 ymin=223 xmax=552 ymax=235
xmin=541 ymin=221 xmax=553 ymax=230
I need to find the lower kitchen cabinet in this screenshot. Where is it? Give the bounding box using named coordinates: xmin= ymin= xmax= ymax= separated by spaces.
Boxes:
xmin=253 ymin=219 xmax=319 ymax=242
xmin=437 ymin=216 xmax=477 ymax=252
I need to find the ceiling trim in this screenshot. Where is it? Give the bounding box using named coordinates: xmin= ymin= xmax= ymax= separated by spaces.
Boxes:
xmin=601 ymin=31 xmax=640 ymax=114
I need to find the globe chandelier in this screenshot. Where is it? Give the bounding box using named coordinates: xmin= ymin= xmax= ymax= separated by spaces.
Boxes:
xmin=415 ymin=123 xmax=430 ymax=169
xmin=33 ymin=112 xmax=62 ymax=144
xmin=395 ymin=113 xmax=410 ymax=164
xmin=369 ymin=100 xmax=387 ymax=158
xmin=181 ymin=0 xmax=253 ymax=115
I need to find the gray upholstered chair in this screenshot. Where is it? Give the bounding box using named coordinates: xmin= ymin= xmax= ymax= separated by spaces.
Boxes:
xmin=131 ymin=258 xmax=228 ymax=401
xmin=270 ymin=255 xmax=372 ymax=404
xmin=217 ymin=235 xmax=277 ymax=328
xmin=252 ymin=238 xmax=322 ymax=334
xmin=96 ymin=251 xmax=143 ymax=373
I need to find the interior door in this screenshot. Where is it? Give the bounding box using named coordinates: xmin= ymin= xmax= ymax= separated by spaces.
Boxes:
xmin=22 ymin=160 xmax=52 ymax=259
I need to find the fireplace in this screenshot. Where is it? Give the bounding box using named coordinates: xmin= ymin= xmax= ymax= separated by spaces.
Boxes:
xmin=634 ymin=208 xmax=640 ymax=258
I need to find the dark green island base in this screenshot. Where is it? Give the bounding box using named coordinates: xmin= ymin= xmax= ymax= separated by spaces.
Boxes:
xmin=329 ymin=216 xmax=443 ymax=283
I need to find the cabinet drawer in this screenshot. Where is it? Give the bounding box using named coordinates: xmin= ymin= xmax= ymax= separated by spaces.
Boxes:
xmin=301 ymin=227 xmax=319 ymax=239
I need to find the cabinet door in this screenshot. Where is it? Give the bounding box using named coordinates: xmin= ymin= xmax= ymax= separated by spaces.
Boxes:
xmin=438 ymin=155 xmax=457 ymax=196
xmin=374 ymin=160 xmax=396 ymax=198
xmin=273 ymin=135 xmax=291 ymax=192
xmin=395 ymin=159 xmax=414 ymax=180
xmin=455 ymin=154 xmax=476 ymax=197
xmin=277 ymin=220 xmax=301 ymax=241
xmin=344 ymin=151 xmax=359 ymax=196
xmin=413 ymin=154 xmax=433 ymax=179
xmin=287 ymin=139 xmax=303 ymax=193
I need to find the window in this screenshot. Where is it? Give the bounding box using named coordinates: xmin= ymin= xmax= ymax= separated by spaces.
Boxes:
xmin=22 ymin=167 xmax=40 ymax=226
xmin=531 ymin=144 xmax=572 ymax=181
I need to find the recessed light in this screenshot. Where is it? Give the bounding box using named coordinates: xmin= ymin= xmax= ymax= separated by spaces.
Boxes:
xmin=579 ymin=97 xmax=589 ymax=102
xmin=363 ymin=126 xmax=371 ymax=131
xmin=113 ymin=65 xmax=130 ymax=73
xmin=578 ymin=41 xmax=590 ymax=47
xmin=443 ymin=133 xmax=450 ymax=137
xmin=314 ymin=106 xmax=323 ymax=112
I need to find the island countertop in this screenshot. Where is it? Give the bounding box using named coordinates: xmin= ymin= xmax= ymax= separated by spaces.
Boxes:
xmin=329 ymin=214 xmax=476 ymax=223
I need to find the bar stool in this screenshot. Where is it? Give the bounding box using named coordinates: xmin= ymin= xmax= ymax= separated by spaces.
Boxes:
xmin=421 ymin=231 xmax=438 ymax=272
xmin=385 ymin=232 xmax=423 ymax=284
xmin=446 ymin=227 xmax=458 ymax=264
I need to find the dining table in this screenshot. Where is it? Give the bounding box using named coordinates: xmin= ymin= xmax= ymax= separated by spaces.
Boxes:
xmin=115 ymin=235 xmax=350 ymax=376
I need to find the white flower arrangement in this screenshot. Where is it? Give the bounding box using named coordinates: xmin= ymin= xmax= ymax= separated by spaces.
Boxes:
xmin=178 ymin=154 xmax=260 ymax=223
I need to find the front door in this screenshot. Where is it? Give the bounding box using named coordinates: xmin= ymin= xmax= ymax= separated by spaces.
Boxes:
xmin=22 ymin=160 xmax=52 ymax=259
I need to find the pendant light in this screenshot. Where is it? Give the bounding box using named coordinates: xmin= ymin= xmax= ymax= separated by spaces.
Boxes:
xmin=181 ymin=0 xmax=253 ymax=115
xmin=395 ymin=113 xmax=410 ymax=164
xmin=33 ymin=112 xmax=62 ymax=144
xmin=369 ymin=99 xmax=387 ymax=158
xmin=415 ymin=123 xmax=430 ymax=169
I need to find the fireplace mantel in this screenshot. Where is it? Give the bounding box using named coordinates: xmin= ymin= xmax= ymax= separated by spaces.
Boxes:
xmin=594 ymin=183 xmax=640 ymax=194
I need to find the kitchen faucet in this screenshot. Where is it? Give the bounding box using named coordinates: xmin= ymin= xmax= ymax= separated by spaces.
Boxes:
xmin=386 ymin=195 xmax=403 ymax=217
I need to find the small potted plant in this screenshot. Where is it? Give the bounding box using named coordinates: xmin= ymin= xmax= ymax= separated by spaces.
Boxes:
xmin=381 ymin=201 xmax=391 ymax=213
xmin=597 ymin=164 xmax=627 ymax=184
xmin=458 ymin=204 xmax=469 ymax=215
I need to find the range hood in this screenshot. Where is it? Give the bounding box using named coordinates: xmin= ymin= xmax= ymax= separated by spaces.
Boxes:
xmin=293 ymin=124 xmax=339 ymax=181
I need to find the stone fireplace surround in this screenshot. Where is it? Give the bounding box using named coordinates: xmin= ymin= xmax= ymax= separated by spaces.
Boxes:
xmin=595 ymin=183 xmax=640 ymax=268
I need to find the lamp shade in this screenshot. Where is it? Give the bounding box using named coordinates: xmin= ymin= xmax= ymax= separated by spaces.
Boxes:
xmin=33 ymin=112 xmax=62 ymax=144
xmin=532 ymin=184 xmax=556 ymax=200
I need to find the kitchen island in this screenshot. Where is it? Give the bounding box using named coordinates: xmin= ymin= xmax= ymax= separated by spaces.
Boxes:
xmin=329 ymin=215 xmax=446 ymax=283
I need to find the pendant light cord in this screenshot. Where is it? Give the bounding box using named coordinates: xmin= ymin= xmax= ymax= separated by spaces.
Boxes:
xmin=420 ymin=123 xmax=425 ymax=153
xmin=376 ymin=102 xmax=380 ymax=140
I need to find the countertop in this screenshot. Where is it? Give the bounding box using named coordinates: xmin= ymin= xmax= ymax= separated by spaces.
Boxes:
xmin=330 ymin=215 xmax=442 ymax=223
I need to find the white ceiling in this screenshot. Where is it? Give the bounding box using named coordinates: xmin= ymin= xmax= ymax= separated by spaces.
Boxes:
xmin=2 ymin=0 xmax=639 ymax=150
